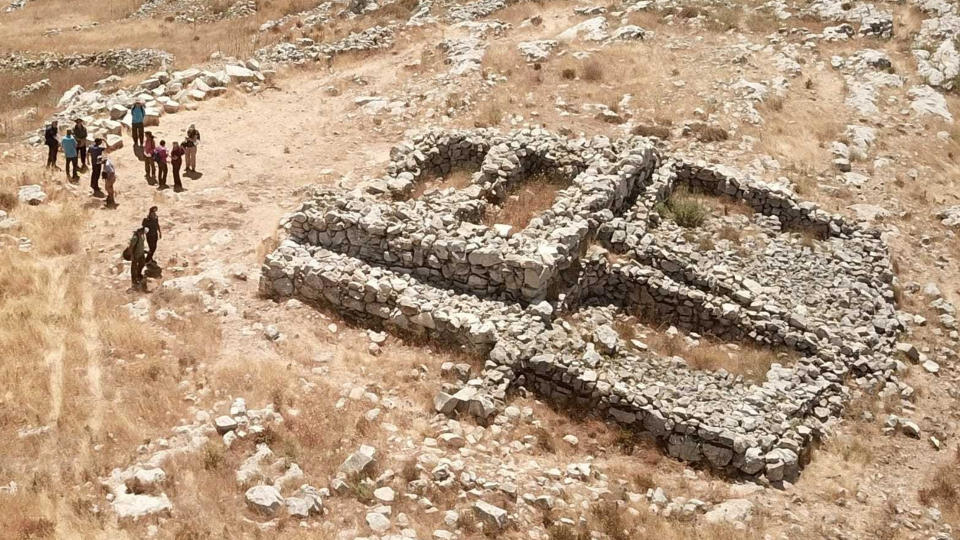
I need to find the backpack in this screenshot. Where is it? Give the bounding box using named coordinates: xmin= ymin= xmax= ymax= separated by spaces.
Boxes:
xmin=153 ymin=149 xmax=162 ymax=163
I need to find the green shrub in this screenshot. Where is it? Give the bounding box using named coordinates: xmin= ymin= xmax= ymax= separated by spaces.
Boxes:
xmin=658 ymin=189 xmax=708 ymax=228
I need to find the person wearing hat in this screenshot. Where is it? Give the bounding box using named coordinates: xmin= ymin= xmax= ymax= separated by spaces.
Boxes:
xmin=73 ymin=118 xmax=88 ymax=169
xmin=44 ymin=120 xmax=59 ymax=168
xmin=130 ymin=100 xmax=146 ymax=146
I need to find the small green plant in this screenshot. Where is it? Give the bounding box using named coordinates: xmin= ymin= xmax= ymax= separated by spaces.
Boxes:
xmin=349 ymin=478 xmax=375 ymax=503
xmin=658 ymin=188 xmax=708 ymax=228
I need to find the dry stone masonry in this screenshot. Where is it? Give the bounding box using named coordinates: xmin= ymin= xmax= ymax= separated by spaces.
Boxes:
xmin=260 ymin=128 xmax=903 ymax=483
xmin=0 ymin=49 xmax=173 ymax=74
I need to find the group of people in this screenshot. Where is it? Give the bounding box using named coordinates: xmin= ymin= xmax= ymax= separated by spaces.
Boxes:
xmin=43 ymin=100 xmax=201 ymax=207
xmin=126 ymin=206 xmax=163 ymax=291
xmin=141 ymin=125 xmax=200 ymax=192
xmin=42 ymin=102 xmax=203 ymax=293
xmin=45 ymin=119 xmax=119 ymax=206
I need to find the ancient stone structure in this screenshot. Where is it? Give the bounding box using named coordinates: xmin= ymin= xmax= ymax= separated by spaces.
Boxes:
xmin=260 ymin=128 xmax=902 ymax=482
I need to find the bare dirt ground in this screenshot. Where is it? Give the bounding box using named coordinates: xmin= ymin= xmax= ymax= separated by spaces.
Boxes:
xmin=1 ymin=0 xmax=959 ymax=539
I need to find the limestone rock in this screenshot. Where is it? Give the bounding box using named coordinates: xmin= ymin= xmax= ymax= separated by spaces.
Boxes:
xmin=245 ymin=485 xmax=284 ymax=516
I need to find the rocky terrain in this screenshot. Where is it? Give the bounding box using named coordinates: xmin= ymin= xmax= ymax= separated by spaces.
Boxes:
xmin=0 ymin=0 xmax=959 ymax=539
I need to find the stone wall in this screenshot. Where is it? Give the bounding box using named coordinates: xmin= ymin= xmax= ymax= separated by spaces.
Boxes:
xmin=260 ymin=128 xmax=902 ymax=483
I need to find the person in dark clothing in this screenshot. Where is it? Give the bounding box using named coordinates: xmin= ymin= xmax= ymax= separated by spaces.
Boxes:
xmin=185 ymin=124 xmax=200 ymax=172
xmin=171 ymin=141 xmax=185 ymax=192
xmin=128 ymin=227 xmax=147 ymax=290
xmin=131 ymin=101 xmax=146 ymax=146
xmin=74 ymin=118 xmax=88 ymax=169
xmin=88 ymin=138 xmax=105 ymax=197
xmin=155 ymin=140 xmax=169 ymax=189
xmin=44 ymin=121 xmax=59 ymax=168
xmin=142 ymin=206 xmax=161 ymax=263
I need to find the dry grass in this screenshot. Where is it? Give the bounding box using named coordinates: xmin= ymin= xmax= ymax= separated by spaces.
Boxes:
xmin=632 ymin=123 xmax=671 ymax=140
xmin=750 ymin=70 xmax=846 ymax=179
xmin=0 ymin=67 xmax=112 ymax=140
xmin=918 ymin=446 xmax=960 ymax=526
xmin=408 ymin=168 xmax=475 ymax=199
xmin=581 ymin=59 xmax=604 ymax=82
xmin=484 ymin=173 xmax=568 ymax=230
xmin=549 ymin=499 xmax=765 ymax=540
xmin=0 ymin=0 xmax=418 ymax=141
xmin=688 ymin=122 xmax=729 ymax=143
xmin=642 ymin=328 xmax=795 ymax=382
xmin=473 ymin=94 xmax=508 ymax=127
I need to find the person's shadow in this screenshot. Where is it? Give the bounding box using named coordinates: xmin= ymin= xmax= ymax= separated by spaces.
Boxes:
xmin=184 ymin=170 xmax=203 ymax=180
xmin=133 ymin=145 xmax=144 ymax=161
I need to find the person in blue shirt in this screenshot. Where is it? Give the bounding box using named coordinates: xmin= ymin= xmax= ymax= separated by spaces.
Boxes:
xmin=61 ymin=130 xmax=79 ymax=181
xmin=130 ymin=100 xmax=145 ymax=146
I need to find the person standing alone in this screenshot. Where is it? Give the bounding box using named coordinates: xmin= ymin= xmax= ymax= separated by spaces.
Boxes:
xmin=44 ymin=121 xmax=59 ymax=168
xmin=61 ymin=129 xmax=79 ymax=181
xmin=142 ymin=206 xmax=162 ymax=263
xmin=88 ymin=138 xmax=105 ymax=198
xmin=185 ymin=124 xmax=200 ymax=173
xmin=130 ymin=100 xmax=145 ymax=147
xmin=171 ymin=141 xmax=184 ymax=192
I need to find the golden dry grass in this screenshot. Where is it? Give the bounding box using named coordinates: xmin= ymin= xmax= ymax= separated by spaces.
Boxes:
xmin=0 ymin=161 xmax=231 ymax=535
xmin=640 ymin=326 xmax=795 ymax=383
xmin=918 ymin=446 xmax=960 ymax=526
xmin=0 ymin=0 xmax=413 ymax=141
xmin=408 ymin=168 xmax=474 ymax=199
xmin=484 ymin=173 xmax=568 ymax=230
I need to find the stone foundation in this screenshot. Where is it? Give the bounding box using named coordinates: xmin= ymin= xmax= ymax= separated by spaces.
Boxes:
xmin=260 ymin=128 xmax=902 ymax=482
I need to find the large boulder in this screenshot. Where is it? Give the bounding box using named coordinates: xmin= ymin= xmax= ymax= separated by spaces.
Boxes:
xmin=111 ymin=493 xmax=172 ymax=520
xmin=57 ymin=84 xmax=84 ymax=108
xmin=225 ymin=64 xmax=258 ymax=83
xmin=105 ymin=134 xmax=124 ymax=151
xmin=474 ymin=501 xmax=508 ymax=531
xmin=109 ymin=104 xmax=128 ymax=120
xmin=339 ymin=445 xmax=376 ymax=477
xmin=937 ymin=206 xmax=960 ymax=228
xmin=245 ymin=485 xmax=283 ymax=516
xmin=18 ymin=185 xmax=46 ymax=205
xmin=704 ymin=498 xmax=754 ymax=525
